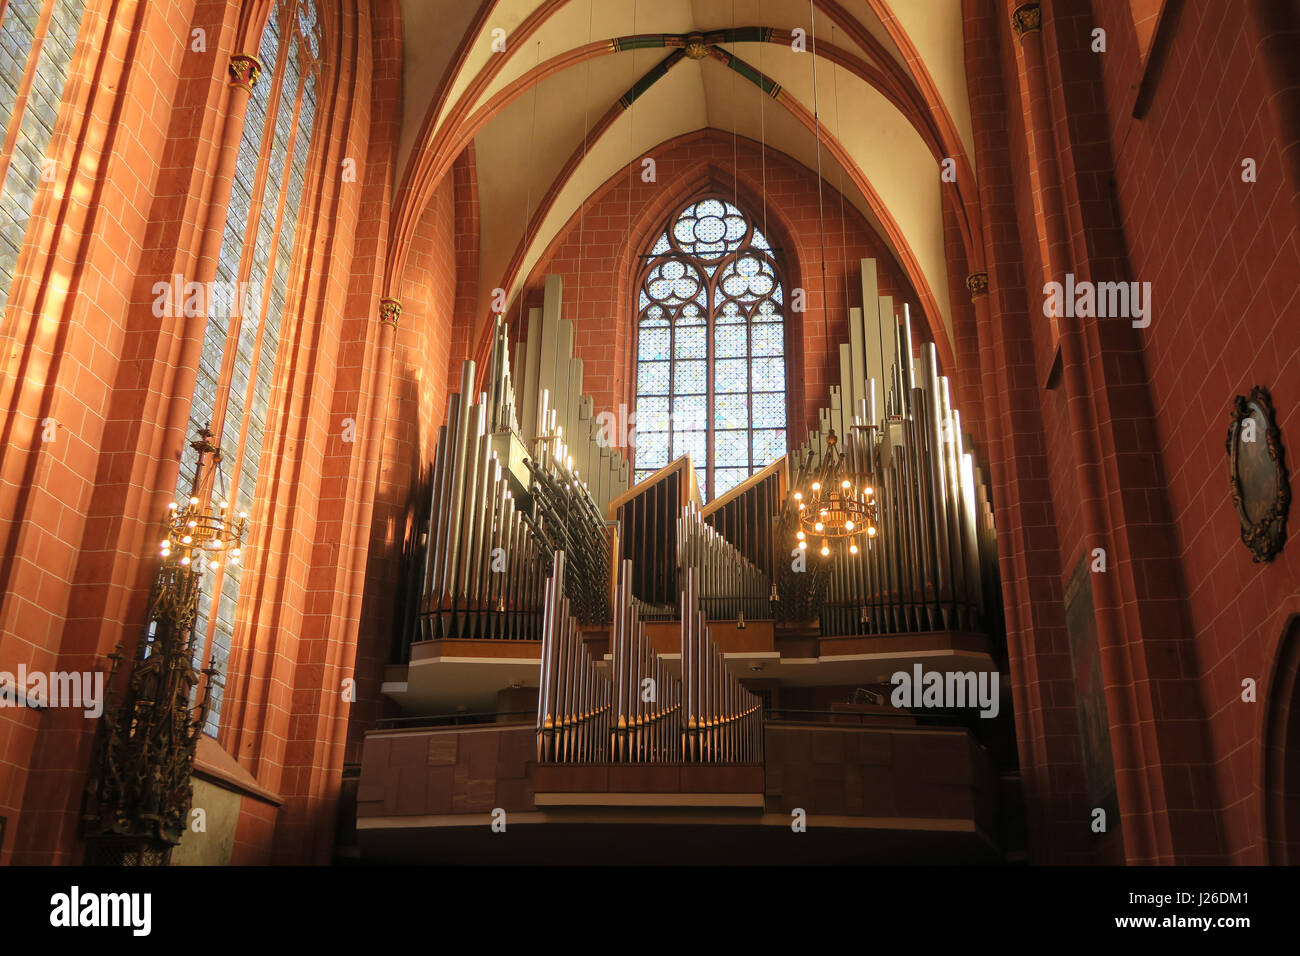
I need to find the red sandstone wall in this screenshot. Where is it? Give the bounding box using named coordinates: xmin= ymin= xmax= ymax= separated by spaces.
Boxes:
xmin=1088 ymin=0 xmax=1300 ymax=863
xmin=962 ymin=0 xmax=1298 ymax=864
xmin=0 ymin=0 xmax=405 ymax=866
xmin=350 ymin=173 xmax=459 ymax=765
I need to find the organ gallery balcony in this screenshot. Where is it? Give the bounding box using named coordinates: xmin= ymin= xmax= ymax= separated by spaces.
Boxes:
xmin=354 ymin=713 xmax=1002 ymax=864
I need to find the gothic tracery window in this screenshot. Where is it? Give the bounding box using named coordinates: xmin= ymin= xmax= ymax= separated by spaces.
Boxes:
xmin=633 ymin=198 xmax=788 ymax=502
xmin=183 ymin=0 xmax=322 ymax=735
xmin=0 ymin=0 xmax=90 ymax=314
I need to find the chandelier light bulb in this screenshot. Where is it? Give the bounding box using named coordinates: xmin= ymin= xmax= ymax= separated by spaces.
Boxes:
xmin=220 ymin=501 xmax=229 ymax=510
xmin=811 ymin=481 xmax=821 ymax=492
xmin=864 ymin=486 xmax=874 ymax=496
xmin=820 ymin=542 xmax=830 ymax=557
xmin=209 ymin=560 xmax=219 ymax=570
xmin=867 ymin=526 xmax=877 ymax=537
xmin=181 ymin=556 xmax=191 ymax=566
xmin=182 ymin=535 xmax=192 ymax=544
xmin=845 ymin=520 xmax=855 ymax=530
xmin=168 ymin=502 xmax=178 ymax=511
xmin=798 ymin=540 xmax=807 ymax=550
xmin=190 ymin=497 xmax=199 ymax=505
xmin=841 ymin=479 xmax=851 ymax=489
xmin=814 ymin=522 xmax=824 ymax=532
xmin=849 ymin=543 xmax=859 ymax=555
xmin=793 ymin=491 xmax=803 ymax=501
xmin=230 ymin=557 xmax=240 ymax=566
xmin=796 ymin=531 xmax=805 ymax=540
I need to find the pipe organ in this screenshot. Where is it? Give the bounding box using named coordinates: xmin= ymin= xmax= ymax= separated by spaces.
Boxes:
xmin=778 ymin=265 xmax=999 ymax=637
xmin=679 ymin=567 xmax=763 ymax=763
xmin=511 ymin=274 xmax=630 ymax=515
xmin=398 ymin=259 xmax=998 ymax=680
xmin=536 ymin=557 xmax=762 ymax=765
xmin=609 ymin=459 xmax=772 ymax=622
xmin=536 ymin=552 xmax=612 ymax=763
xmin=700 ymin=459 xmax=785 ymax=582
xmin=611 ymin=458 xmax=693 ymax=608
xmin=677 ymin=501 xmax=769 ymax=625
xmin=407 ymin=310 xmax=620 ymax=645
xmin=417 ymin=356 xmax=549 ymax=642
xmin=609 ymin=559 xmax=680 ymax=762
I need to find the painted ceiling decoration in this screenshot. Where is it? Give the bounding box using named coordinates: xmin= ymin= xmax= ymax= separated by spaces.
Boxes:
xmin=390 ymin=1 xmax=982 ymax=374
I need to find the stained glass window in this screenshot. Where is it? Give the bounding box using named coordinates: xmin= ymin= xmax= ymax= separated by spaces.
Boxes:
xmin=633 ymin=198 xmax=787 ymax=501
xmin=182 ymin=0 xmax=322 ymax=736
xmin=0 ymin=0 xmax=90 ymax=315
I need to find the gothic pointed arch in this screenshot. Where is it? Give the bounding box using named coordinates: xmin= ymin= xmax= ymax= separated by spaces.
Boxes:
xmin=1264 ymin=615 xmax=1300 ymax=864
xmin=630 ymin=192 xmax=790 ymax=502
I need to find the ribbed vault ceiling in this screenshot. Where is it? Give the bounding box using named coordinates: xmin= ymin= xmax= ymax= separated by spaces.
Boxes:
xmin=395 ymin=0 xmax=978 ymax=357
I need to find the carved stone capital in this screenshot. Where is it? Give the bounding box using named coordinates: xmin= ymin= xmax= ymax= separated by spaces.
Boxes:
xmin=379 ymin=297 xmax=402 ymax=327
xmin=966 ymin=272 xmax=990 ymax=300
xmin=1011 ymin=3 xmax=1042 ymax=39
xmin=228 ymin=54 xmax=262 ymax=92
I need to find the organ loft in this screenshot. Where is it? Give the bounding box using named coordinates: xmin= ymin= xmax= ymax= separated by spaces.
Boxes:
xmin=0 ymin=0 xmax=1296 ymax=871
xmin=364 ymin=262 xmax=1011 ymax=864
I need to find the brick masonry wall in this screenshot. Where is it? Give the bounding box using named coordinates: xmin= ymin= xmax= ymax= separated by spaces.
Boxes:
xmin=1087 ymin=0 xmax=1300 ymax=863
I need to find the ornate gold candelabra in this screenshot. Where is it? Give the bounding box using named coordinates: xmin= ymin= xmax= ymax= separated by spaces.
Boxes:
xmin=81 ymin=426 xmax=247 ymax=865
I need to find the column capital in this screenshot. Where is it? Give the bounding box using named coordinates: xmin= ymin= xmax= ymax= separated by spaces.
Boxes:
xmin=1010 ymin=3 xmax=1042 ymax=40
xmin=379 ymin=297 xmax=402 ymax=327
xmin=966 ymin=272 xmax=990 ymax=300
xmin=228 ymin=54 xmax=262 ymax=92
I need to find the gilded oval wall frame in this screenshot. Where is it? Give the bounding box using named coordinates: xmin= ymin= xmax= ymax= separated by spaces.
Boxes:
xmin=1227 ymin=386 xmax=1290 ymax=562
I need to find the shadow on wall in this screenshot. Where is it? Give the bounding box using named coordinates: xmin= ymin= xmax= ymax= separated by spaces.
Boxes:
xmin=1264 ymin=614 xmax=1300 ymax=864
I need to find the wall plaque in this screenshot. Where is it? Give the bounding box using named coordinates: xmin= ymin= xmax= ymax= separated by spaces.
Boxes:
xmin=1227 ymin=386 xmax=1290 ymax=562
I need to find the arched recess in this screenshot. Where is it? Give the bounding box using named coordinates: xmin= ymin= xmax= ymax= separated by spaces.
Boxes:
xmin=493 ymin=133 xmax=928 ymax=450
xmin=1263 ymin=614 xmax=1300 ymax=864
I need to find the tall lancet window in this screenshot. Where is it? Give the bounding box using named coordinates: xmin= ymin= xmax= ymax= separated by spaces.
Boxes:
xmin=633 ymin=198 xmax=788 ymax=501
xmin=182 ymin=0 xmax=321 ymax=736
xmin=0 ymin=0 xmax=90 ymax=314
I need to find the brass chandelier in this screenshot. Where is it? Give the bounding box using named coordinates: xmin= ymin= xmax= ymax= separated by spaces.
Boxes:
xmin=793 ymin=429 xmax=878 ymax=558
xmin=791 ymin=16 xmax=880 ymax=561
xmin=160 ymin=425 xmax=247 ymax=573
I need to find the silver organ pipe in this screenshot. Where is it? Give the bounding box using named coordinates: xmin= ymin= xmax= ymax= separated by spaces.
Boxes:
xmin=512 ymin=274 xmax=630 ymax=515
xmin=778 ymin=261 xmax=999 ymax=638
xmin=537 ymin=551 xmax=612 ymax=763
xmin=406 ymin=311 xmax=618 ymax=646
xmin=538 ymin=558 xmax=761 ymax=765
xmin=609 ymin=559 xmax=681 ymax=762
xmin=677 ymin=502 xmax=769 ymax=623
xmin=414 ymin=358 xmax=548 ymax=641
xmin=680 ymin=568 xmax=763 ymax=763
